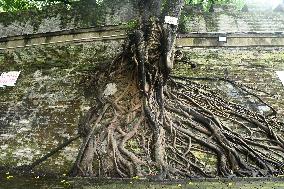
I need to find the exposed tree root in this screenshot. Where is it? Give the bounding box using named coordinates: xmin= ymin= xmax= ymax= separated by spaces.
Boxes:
xmin=10 ymin=18 xmax=284 ymax=180
xmin=67 ymin=19 xmax=284 ymax=178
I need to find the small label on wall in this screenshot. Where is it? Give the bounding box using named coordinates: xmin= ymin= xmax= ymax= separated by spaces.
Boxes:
xmin=276 ymin=71 xmax=284 ymax=86
xmin=218 ymin=36 xmax=227 ymax=42
xmin=164 ymin=16 xmax=178 ymax=25
xmin=0 ymin=71 xmax=21 ymax=87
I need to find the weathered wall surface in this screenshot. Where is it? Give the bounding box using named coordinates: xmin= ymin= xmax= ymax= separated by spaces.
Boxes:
xmin=0 ymin=0 xmax=138 ymax=38
xmin=1 ymin=42 xmax=284 ymax=172
xmin=174 ymin=48 xmax=284 ymax=118
xmin=181 ymin=7 xmax=284 ymax=33
xmin=0 ymin=0 xmax=284 ymax=174
xmin=0 ymin=40 xmax=123 ymax=172
xmin=1 ymin=1 xmax=284 ymax=39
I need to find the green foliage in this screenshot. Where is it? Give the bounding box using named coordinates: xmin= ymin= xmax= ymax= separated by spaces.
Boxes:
xmin=125 ymin=19 xmax=139 ymax=31
xmin=185 ymin=0 xmax=244 ymax=11
xmin=0 ymin=0 xmax=245 ymax=13
xmin=0 ymin=0 xmax=79 ymax=12
xmin=0 ymin=0 xmax=33 ymax=12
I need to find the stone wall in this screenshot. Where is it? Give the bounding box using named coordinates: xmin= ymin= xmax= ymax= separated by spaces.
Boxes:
xmin=0 ymin=40 xmax=123 ymax=172
xmin=1 ymin=41 xmax=284 ymax=172
xmin=0 ymin=0 xmax=284 ymax=174
xmin=180 ymin=9 xmax=284 ymax=33
xmin=1 ymin=1 xmax=284 ymax=38
xmin=174 ymin=47 xmax=284 ymax=118
xmin=0 ymin=0 xmax=138 ymax=38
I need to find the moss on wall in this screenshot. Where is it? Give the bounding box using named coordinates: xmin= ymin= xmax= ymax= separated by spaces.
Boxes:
xmin=2 ymin=1 xmax=284 ymax=38
xmin=1 ymin=42 xmax=284 ymax=173
xmin=0 ymin=40 xmax=123 ymax=173
xmin=0 ymin=0 xmax=139 ymax=38
xmin=173 ymin=47 xmax=284 ymax=118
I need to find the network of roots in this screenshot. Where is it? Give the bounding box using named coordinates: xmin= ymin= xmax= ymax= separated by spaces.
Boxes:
xmin=71 ymin=21 xmax=284 ymax=179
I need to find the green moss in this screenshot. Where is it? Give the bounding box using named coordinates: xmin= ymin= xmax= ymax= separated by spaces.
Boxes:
xmin=127 ymin=139 xmax=141 ymax=153
xmin=125 ymin=19 xmax=139 ymax=32
xmin=0 ymin=40 xmax=122 ymax=171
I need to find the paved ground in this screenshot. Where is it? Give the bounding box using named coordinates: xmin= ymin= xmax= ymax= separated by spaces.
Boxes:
xmin=1 ymin=176 xmax=284 ymax=189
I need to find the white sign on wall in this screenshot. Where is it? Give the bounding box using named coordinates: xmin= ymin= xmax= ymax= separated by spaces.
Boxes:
xmin=276 ymin=71 xmax=284 ymax=86
xmin=0 ymin=71 xmax=21 ymax=87
xmin=218 ymin=36 xmax=227 ymax=42
xmin=164 ymin=16 xmax=178 ymax=26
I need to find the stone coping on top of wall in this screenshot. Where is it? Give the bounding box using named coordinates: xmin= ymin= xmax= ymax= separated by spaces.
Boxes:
xmin=1 ymin=27 xmax=284 ymax=51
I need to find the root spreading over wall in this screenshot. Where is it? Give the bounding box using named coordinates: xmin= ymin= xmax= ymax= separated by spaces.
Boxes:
xmin=68 ymin=21 xmax=284 ymax=179
xmin=5 ymin=10 xmax=283 ymax=179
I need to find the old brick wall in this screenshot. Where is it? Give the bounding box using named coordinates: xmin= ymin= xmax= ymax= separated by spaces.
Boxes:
xmin=1 ymin=1 xmax=284 ymax=38
xmin=0 ymin=0 xmax=138 ymax=38
xmin=0 ymin=40 xmax=123 ymax=172
xmin=174 ymin=47 xmax=284 ymax=118
xmin=1 ymin=42 xmax=284 ymax=172
xmin=0 ymin=1 xmax=284 ymax=173
xmin=179 ymin=2 xmax=284 ymax=33
xmin=181 ymin=11 xmax=284 ymax=33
